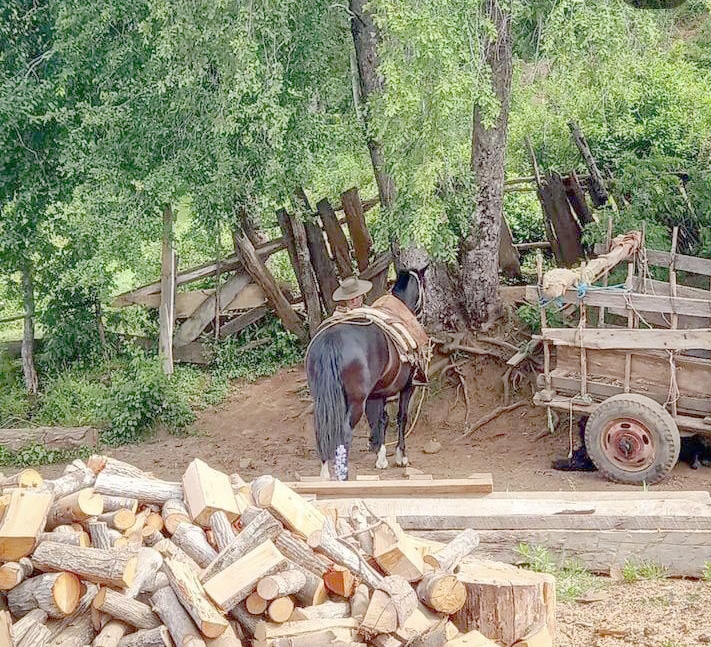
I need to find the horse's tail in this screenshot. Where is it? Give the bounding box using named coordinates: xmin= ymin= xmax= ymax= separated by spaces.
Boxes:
xmin=307 ymin=334 xmax=349 ymax=465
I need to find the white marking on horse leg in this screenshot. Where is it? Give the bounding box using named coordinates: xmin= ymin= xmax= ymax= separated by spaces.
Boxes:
xmin=375 ymin=445 xmax=389 ymax=469
xmin=395 ymin=447 xmax=408 ymax=467
xmin=320 ymin=462 xmax=330 ymax=480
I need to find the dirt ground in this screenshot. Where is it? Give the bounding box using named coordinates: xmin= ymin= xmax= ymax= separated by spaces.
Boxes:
xmin=42 ymin=356 xmax=711 ymax=646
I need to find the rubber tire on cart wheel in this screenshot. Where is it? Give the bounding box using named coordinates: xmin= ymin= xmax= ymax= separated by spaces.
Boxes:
xmin=584 ymin=393 xmax=680 ymax=485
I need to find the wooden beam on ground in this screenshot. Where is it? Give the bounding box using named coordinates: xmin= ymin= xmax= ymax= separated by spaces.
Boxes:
xmin=284 ymin=476 xmax=493 ymax=499
xmin=539 ymin=327 xmax=711 ymax=351
xmin=317 ymin=198 xmax=353 ymax=278
xmin=341 ymin=187 xmax=372 ymax=272
xmin=218 ymin=305 xmax=268 ymax=339
xmin=233 ymin=230 xmax=307 ymax=343
xmin=0 ymin=426 xmax=97 ymax=452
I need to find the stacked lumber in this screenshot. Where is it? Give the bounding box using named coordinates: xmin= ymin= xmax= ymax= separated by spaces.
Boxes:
xmin=0 ymin=457 xmax=553 ymax=646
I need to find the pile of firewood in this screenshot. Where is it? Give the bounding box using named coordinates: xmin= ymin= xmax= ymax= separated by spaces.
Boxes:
xmin=0 ymin=457 xmax=554 ymax=646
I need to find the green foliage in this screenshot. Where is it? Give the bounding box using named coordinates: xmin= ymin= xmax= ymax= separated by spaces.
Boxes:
xmin=622 ymin=559 xmax=668 ymax=582
xmin=702 ymin=561 xmax=711 ymax=582
xmin=35 ymin=371 xmax=109 ymax=427
xmin=0 ymin=443 xmax=92 ymax=468
xmin=516 ymin=302 xmax=568 ymax=334
xmin=516 ymin=543 xmax=603 ymax=601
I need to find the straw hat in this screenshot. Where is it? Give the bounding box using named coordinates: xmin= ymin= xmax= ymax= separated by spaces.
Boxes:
xmin=332 ymin=275 xmax=372 ymax=301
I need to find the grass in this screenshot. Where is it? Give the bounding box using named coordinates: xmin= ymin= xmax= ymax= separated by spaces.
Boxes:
xmin=0 ymin=443 xmax=93 ymax=467
xmin=703 ymin=562 xmax=711 ymax=582
xmin=516 ymin=543 xmax=605 ymax=601
xmin=622 ymin=559 xmax=668 ymax=583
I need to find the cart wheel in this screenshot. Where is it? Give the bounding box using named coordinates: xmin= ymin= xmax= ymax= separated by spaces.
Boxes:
xmin=584 ymin=393 xmax=680 ymax=485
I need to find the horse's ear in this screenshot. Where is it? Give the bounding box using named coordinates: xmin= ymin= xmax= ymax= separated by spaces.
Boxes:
xmin=417 ymin=263 xmax=430 ymax=277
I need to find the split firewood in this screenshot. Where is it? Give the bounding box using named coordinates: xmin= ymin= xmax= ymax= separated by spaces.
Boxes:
xmin=416 ymin=570 xmax=467 ymax=614
xmin=205 ymin=621 xmax=243 ymax=646
xmin=46 ymin=488 xmax=104 ymax=530
xmin=323 ymin=565 xmax=357 ymax=598
xmin=290 ymin=601 xmax=350 ymax=622
xmin=92 ymin=587 xmax=161 ymax=630
xmin=123 ymin=508 xmax=149 ymax=537
xmin=12 ymin=608 xmax=48 ymax=643
xmin=144 ymin=512 xmax=164 ymax=534
xmin=210 ymin=511 xmax=236 ymax=551
xmin=32 ymin=541 xmax=137 ymax=588
xmin=272 ymin=632 xmax=366 ymax=647
xmin=245 ymin=591 xmax=269 ymax=615
xmin=267 ymin=597 xmax=295 ymax=623
xmin=350 ymin=584 xmax=369 ymax=623
xmin=92 ymin=619 xmax=128 ymax=647
xmin=94 ymin=472 xmax=183 ymax=506
xmin=163 ymin=557 xmax=229 ymax=638
xmin=124 ymin=547 xmax=163 ymax=599
xmin=48 ymin=581 xmax=98 ymax=639
xmin=0 ymin=489 xmax=54 ymax=561
xmin=153 ymin=537 xmax=203 ymax=576
xmin=257 ymin=569 xmax=307 ymax=600
xmin=101 ymin=496 xmax=139 ymax=514
xmin=359 ymin=575 xmax=418 ymax=639
xmin=349 ymin=502 xmax=374 ymax=556
xmin=423 ymin=528 xmax=480 ymax=571
xmin=201 ymin=509 xmax=282 ymax=582
xmin=372 ymin=524 xmax=425 ymax=582
xmin=252 ymin=619 xmax=359 ymax=646
xmin=203 ymin=539 xmax=287 ymax=612
xmin=162 ymin=498 xmax=191 ymax=534
xmin=513 ymin=623 xmax=554 ymax=647
xmin=0 ymin=557 xmax=33 ymax=590
xmin=173 ymin=521 xmax=218 ymax=568
xmin=117 ymin=625 xmax=172 ymax=646
xmin=183 ymin=459 xmax=241 ymax=526
xmin=17 ymin=621 xmax=52 ymax=646
xmin=8 ymin=572 xmax=81 ymax=618
xmin=151 ymin=585 xmax=207 ymax=647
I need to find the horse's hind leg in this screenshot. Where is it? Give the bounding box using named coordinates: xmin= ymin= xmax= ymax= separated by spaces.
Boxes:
xmin=366 ymin=396 xmax=389 ymax=470
xmin=395 ymin=379 xmax=414 ymax=467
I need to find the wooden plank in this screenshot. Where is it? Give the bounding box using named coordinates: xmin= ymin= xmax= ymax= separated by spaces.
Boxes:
xmin=317 ymin=198 xmax=353 ymax=278
xmin=341 ymin=187 xmax=372 ymax=272
xmin=646 ymin=249 xmax=711 ymax=277
xmin=0 ymin=490 xmax=53 ymax=561
xmin=224 ymin=283 xmax=267 ymax=311
xmin=284 ymin=477 xmax=493 ymax=499
xmin=233 ymin=231 xmax=307 ymax=342
xmin=290 ymin=212 xmax=323 ymax=332
xmin=545 ymin=172 xmax=584 ymax=266
xmin=303 ymin=219 xmax=338 ymax=316
xmin=218 ymin=306 xmax=268 ymax=339
xmin=159 ymin=205 xmax=175 ymax=375
xmin=359 ymin=252 xmax=392 ymax=281
xmin=499 ymin=217 xmax=521 ymax=278
xmin=540 ymin=328 xmax=711 ymax=350
xmin=412 ymin=528 xmax=711 ymax=578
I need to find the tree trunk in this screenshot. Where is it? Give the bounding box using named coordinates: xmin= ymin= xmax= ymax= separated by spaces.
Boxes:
xmin=349 ymin=0 xmax=396 ymax=210
xmin=459 ymin=0 xmax=512 ymax=329
xmin=159 ymin=204 xmax=175 ymax=375
xmin=21 ymin=261 xmax=38 ymax=395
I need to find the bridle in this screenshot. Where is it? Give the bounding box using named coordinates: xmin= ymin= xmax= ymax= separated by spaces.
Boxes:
xmin=408 ymin=270 xmax=424 ymax=316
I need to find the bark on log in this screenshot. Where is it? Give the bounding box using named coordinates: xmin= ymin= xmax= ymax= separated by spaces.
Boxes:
xmin=94 ymin=473 xmax=183 ymax=506
xmin=93 ymin=587 xmax=161 ymax=630
xmin=163 ymin=498 xmax=191 ymax=535
xmin=274 ymin=530 xmax=331 ymax=577
xmin=294 ymin=564 xmax=329 ymax=607
xmin=416 ymin=571 xmax=467 ymax=615
xmin=210 ymin=511 xmax=236 ymax=552
xmin=423 ymin=528 xmax=480 ymax=572
xmin=253 ymin=619 xmax=358 ymax=645
xmin=163 ymin=557 xmax=229 ymax=638
xmin=266 ymin=597 xmax=294 ymax=624
xmin=102 ymin=496 xmax=139 ymax=514
xmin=0 ymin=557 xmax=33 ymax=590
xmin=153 ymin=538 xmax=203 ymax=576
xmin=452 ymin=558 xmax=556 ymax=646
xmin=231 ymin=603 xmax=259 ymax=638
xmin=12 ymin=608 xmax=49 ymax=643
xmin=88 ymin=521 xmax=113 ymax=550
xmin=124 ymin=547 xmax=163 ymax=599
xmin=151 ymin=585 xmax=207 ymax=647
xmin=88 ymin=456 xmax=150 ymax=479
xmin=8 ymin=572 xmax=81 ymax=618
xmin=46 ymin=488 xmax=104 ymax=529
xmin=18 ymin=621 xmax=52 ymax=647
xmin=173 ymin=521 xmax=218 ymax=569
xmin=349 ymin=502 xmax=374 ymax=557
xmin=97 ymin=509 xmax=136 ymax=532
xmin=93 ymin=620 xmax=128 ymax=647
xmin=47 ymin=614 xmax=95 ymax=646
xmin=201 ymin=509 xmax=282 ymax=582
xmin=32 ymin=541 xmax=137 ymax=588
xmin=0 ymin=427 xmax=97 ymax=453
xmin=288 ymin=210 xmax=324 ymax=331
xmin=47 ymin=581 xmax=98 ymax=642
xmin=0 ymin=468 xmax=43 ymax=488
xmin=257 ymin=569 xmax=307 ymax=600
xmin=307 ymin=518 xmax=383 ymax=589
xmin=290 ymin=601 xmax=351 ymax=621
xmin=44 ymin=463 xmax=96 ymax=499
xmin=0 ymin=489 xmax=53 ymax=561
xmin=117 ymin=626 xmax=172 ymax=647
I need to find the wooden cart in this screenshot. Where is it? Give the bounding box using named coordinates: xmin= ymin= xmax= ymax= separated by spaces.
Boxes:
xmin=528 ymin=230 xmax=711 ymax=484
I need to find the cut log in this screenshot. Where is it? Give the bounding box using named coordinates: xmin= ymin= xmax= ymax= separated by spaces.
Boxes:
xmin=8 ymin=572 xmax=81 ymax=618
xmin=423 ymin=528 xmax=480 ymax=572
xmin=273 ymin=632 xmax=365 ymax=647
xmin=205 ymin=621 xmax=243 ymax=646
xmin=359 ymin=576 xmax=417 ymax=639
xmin=201 ymin=509 xmax=282 ymax=582
xmin=274 ymin=530 xmax=331 ymax=577
xmin=102 ymin=496 xmax=139 ymax=514
xmin=267 ymin=597 xmax=294 ymax=624
xmin=97 ymin=509 xmax=137 ymax=533
xmin=445 ymin=629 xmax=500 ymax=646
xmin=123 ymin=508 xmax=149 ymax=537
xmin=252 ymin=476 xmax=326 ymax=540
xmin=210 ymin=511 xmax=236 ymax=552
xmin=1 ymin=468 xmax=43 ymax=488
xmin=44 ymin=464 xmax=96 ymax=500
xmin=18 ymin=620 xmax=52 ymax=647
xmin=416 ymin=571 xmax=467 ymax=615
xmin=88 ymin=521 xmax=113 ymax=550
xmin=253 ymin=619 xmax=358 ymax=645
xmin=125 ymin=547 xmax=163 ymax=599
xmin=231 ymin=603 xmax=259 ymax=638
xmin=373 ymin=524 xmax=425 ymax=582
xmin=323 ymin=565 xmax=356 ymax=598
xmin=93 ymin=587 xmax=161 ymax=630
xmin=0 ymin=557 xmax=33 ymax=590
xmin=349 ymin=502 xmax=374 ymax=557
xmin=307 ymin=518 xmax=383 ymax=589
xmin=93 ymin=620 xmax=128 ymax=647
xmin=203 ymin=539 xmax=287 ymax=611
xmin=350 ymin=584 xmax=369 ymax=623
xmin=47 ymin=581 xmax=99 ymax=643
xmin=32 ymin=541 xmax=137 ymax=588
xmin=513 ymin=623 xmax=553 ymax=647
xmin=163 ymin=557 xmax=229 ymax=638
xmin=257 ymin=569 xmax=307 ymax=600
xmin=88 ymin=455 xmax=150 ymax=479
xmin=290 ymin=601 xmax=350 ymax=621
xmin=245 ymin=591 xmax=268 ymax=615
xmin=153 ymin=538 xmax=203 ymax=576
xmin=183 ymin=459 xmax=241 ymax=526
xmin=94 ymin=472 xmax=183 ymax=506
xmin=0 ymin=488 xmax=53 ymax=560
xmin=453 ymin=558 xmax=555 ymax=646
xmin=163 ymin=498 xmax=191 ymax=534
xmin=151 ymin=585 xmax=207 ymax=647
xmin=117 ymin=626 xmax=172 ymax=647
xmin=12 ymin=608 xmax=49 ymax=643
xmin=173 ymin=521 xmax=218 ymax=568
xmin=46 ymin=488 xmax=104 ymax=530
xmin=0 ymin=427 xmax=97 ymax=453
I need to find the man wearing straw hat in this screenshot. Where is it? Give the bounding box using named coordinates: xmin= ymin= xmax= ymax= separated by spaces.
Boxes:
xmin=332 ymin=275 xmax=372 ymax=312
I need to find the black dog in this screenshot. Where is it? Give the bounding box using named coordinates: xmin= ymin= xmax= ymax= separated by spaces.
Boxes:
xmin=551 ymin=418 xmax=597 ymax=471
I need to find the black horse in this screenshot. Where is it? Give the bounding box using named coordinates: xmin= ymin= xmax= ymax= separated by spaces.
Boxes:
xmin=305 ymin=268 xmax=426 ymax=480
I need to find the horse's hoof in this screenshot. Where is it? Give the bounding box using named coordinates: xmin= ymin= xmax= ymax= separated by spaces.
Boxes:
xmin=375 ymin=445 xmax=389 ymax=469
xmin=395 ymin=448 xmax=408 ymax=467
